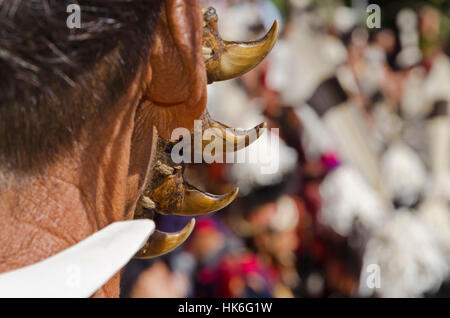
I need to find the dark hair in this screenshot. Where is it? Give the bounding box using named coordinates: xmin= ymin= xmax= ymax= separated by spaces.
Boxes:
xmin=0 ymin=0 xmax=163 ymax=172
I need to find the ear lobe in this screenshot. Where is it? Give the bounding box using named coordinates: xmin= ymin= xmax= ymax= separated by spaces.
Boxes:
xmin=166 ymin=0 xmax=202 ymax=72
xmin=145 ymin=0 xmax=207 ymax=139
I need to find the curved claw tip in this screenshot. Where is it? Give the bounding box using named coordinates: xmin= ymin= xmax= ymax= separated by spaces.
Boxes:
xmin=203 ymin=117 xmax=267 ymax=154
xmin=135 ymin=219 xmax=196 ymax=259
xmin=205 ymin=19 xmax=280 ymax=82
xmin=178 ymin=185 xmax=239 ymax=216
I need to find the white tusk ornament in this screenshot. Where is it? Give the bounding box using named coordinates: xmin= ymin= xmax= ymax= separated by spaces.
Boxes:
xmin=0 ymin=219 xmax=155 ymax=298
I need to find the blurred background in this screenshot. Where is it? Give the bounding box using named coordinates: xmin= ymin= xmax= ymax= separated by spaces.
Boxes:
xmin=121 ymin=0 xmax=450 ymax=298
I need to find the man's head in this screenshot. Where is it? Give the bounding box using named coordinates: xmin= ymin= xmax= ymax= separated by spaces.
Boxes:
xmin=0 ymin=0 xmax=164 ymax=172
xmin=0 ymin=0 xmax=209 ymax=173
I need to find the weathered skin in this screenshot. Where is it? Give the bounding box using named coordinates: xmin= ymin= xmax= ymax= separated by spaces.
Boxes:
xmin=0 ymin=0 xmax=206 ymax=297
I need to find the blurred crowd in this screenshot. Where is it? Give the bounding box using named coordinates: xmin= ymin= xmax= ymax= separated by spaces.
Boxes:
xmin=121 ymin=0 xmax=450 ymax=298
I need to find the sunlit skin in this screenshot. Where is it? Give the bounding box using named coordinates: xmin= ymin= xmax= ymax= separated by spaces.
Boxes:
xmin=0 ymin=0 xmax=206 ymax=297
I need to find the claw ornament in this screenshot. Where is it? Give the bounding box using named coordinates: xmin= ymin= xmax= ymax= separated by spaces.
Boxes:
xmin=202 ymin=7 xmax=279 ymax=83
